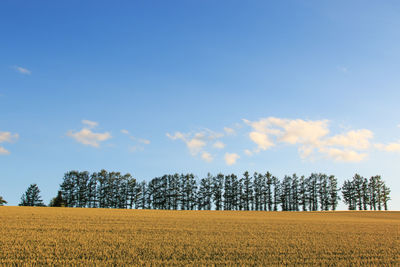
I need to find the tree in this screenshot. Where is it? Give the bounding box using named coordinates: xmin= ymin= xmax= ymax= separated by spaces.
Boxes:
xmin=19 ymin=184 xmax=45 ymax=207
xmin=299 ymin=176 xmax=307 ymax=211
xmin=242 ymin=171 xmax=253 ymax=211
xmin=291 ymin=174 xmax=299 ymax=211
xmin=51 ymin=169 xmax=391 ymax=212
xmin=49 ymin=191 xmax=65 ymax=207
xmin=272 ymin=176 xmax=280 ymax=211
xmin=328 ymin=175 xmax=339 ymax=211
xmin=341 ymin=180 xmax=356 ymax=210
xmin=212 ymin=174 xmax=224 ymax=210
xmin=381 ymin=184 xmax=391 ymax=211
xmin=353 ymin=174 xmax=364 ymax=210
xmin=0 ymin=196 xmax=7 ymax=206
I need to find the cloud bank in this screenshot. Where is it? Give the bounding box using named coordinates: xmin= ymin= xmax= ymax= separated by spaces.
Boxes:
xmin=244 ymin=117 xmax=373 ymax=162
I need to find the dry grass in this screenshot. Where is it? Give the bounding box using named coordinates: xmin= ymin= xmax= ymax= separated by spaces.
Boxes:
xmin=0 ymin=207 xmax=399 ymax=265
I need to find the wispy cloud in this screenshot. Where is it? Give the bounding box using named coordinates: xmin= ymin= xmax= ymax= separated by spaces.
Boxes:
xmin=167 ymin=129 xmax=224 ymax=157
xmin=0 ymin=146 xmax=10 ymax=155
xmin=0 ymin=131 xmax=19 ymax=155
xmin=82 ymin=119 xmax=98 ymax=129
xmin=225 ymin=153 xmax=240 ymax=166
xmin=244 ymin=149 xmax=253 ymax=156
xmin=121 ymin=129 xmax=150 ymax=152
xmin=13 ymin=66 xmax=31 ymax=75
xmin=375 ymin=142 xmax=400 ymax=153
xmin=224 ymin=127 xmax=235 ymax=135
xmin=213 ymin=141 xmax=225 ymax=149
xmin=67 ymin=121 xmax=111 ymax=147
xmin=201 ymin=152 xmax=213 ymax=163
xmin=0 ymin=132 xmax=19 ymax=143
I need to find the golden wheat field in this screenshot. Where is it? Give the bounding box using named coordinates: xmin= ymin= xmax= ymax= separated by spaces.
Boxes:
xmin=0 ymin=207 xmax=399 ymax=266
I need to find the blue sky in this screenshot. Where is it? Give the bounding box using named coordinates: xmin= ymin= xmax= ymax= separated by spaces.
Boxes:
xmin=1 ymin=1 xmax=399 ymax=209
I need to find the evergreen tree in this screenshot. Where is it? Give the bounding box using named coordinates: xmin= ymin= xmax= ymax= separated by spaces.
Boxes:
xmin=361 ymin=178 xmax=369 ymax=210
xmin=241 ymin=171 xmax=253 ymax=211
xmin=291 ymin=174 xmax=299 ymax=211
xmin=272 ymin=176 xmax=280 ymax=211
xmin=381 ymin=184 xmax=391 ymax=211
xmin=197 ymin=174 xmax=212 ymax=210
xmin=318 ymin=174 xmax=329 ymax=211
xmin=353 ymin=174 xmax=364 ymax=210
xmin=265 ymin=172 xmax=273 ymax=211
xmin=328 ymin=175 xmax=339 ymax=211
xmin=308 ymin=174 xmax=319 ymax=211
xmin=87 ymin=173 xmax=98 ymax=208
xmin=253 ymin=172 xmax=263 ymax=211
xmin=60 ymin=171 xmax=76 ymax=207
xmin=299 ymin=175 xmax=307 ymax=211
xmin=223 ymin=174 xmax=233 ymax=210
xmin=0 ymin=196 xmax=7 ymax=206
xmin=49 ymin=191 xmax=65 ymax=207
xmin=212 ymin=174 xmax=224 ymax=210
xmin=50 ymin=169 xmax=391 ymax=212
xmin=341 ymin=180 xmax=356 ymax=210
xmin=280 ymin=175 xmax=292 ymax=211
xmin=368 ymin=176 xmax=379 ymax=210
xmin=19 ymin=184 xmax=45 ymax=206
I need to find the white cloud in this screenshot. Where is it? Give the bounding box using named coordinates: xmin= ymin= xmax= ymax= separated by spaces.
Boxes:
xmin=201 ymin=152 xmax=213 ymax=162
xmin=166 ymin=132 xmax=186 ymax=141
xmin=276 ymin=118 xmax=329 ymax=145
xmin=299 ymin=145 xmax=314 ymax=159
xmin=397 ymin=124 xmax=400 ymax=128
xmin=67 ymin=121 xmax=111 ymax=147
xmin=244 ymin=149 xmax=253 ymax=156
xmin=122 ymin=130 xmax=150 ymax=149
xmin=224 ymin=127 xmax=235 ymax=135
xmin=213 ymin=141 xmax=225 ymax=149
xmin=319 ymin=147 xmax=367 ymax=162
xmin=249 ymin=131 xmax=274 ymax=151
xmin=167 ymin=130 xmax=223 ymax=157
xmin=13 ymin=66 xmax=31 ymax=75
xmin=375 ymin=142 xmax=400 ymax=153
xmin=244 ymin=117 xmax=374 ymax=162
xmin=121 ymin=129 xmax=130 ymax=134
xmin=0 ymin=132 xmax=19 ymax=143
xmin=0 ymin=146 xmax=10 ymax=155
xmin=67 ymin=128 xmax=111 ymax=147
xmin=225 ymin=153 xmax=240 ymax=166
xmin=186 ymin=138 xmax=206 ymax=155
xmin=325 ymin=130 xmax=373 ymax=150
xmin=139 ymin=138 xmax=150 ymax=145
xmin=0 ymin=132 xmax=18 ymax=155
xmin=82 ymin=119 xmax=98 ymax=129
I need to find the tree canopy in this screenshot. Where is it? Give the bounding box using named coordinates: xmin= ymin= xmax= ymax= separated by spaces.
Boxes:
xmin=53 ymin=170 xmax=391 ymax=211
xmin=19 ymin=184 xmax=45 ymax=207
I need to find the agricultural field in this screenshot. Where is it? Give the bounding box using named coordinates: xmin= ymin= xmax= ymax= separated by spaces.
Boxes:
xmin=0 ymin=207 xmax=398 ymax=265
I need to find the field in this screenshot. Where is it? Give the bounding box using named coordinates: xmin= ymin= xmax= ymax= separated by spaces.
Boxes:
xmin=0 ymin=207 xmax=399 ymax=265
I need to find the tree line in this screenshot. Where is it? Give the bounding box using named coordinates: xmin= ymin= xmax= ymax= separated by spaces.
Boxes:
xmin=14 ymin=170 xmax=391 ymax=211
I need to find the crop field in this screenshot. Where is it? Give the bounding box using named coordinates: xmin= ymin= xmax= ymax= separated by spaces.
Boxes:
xmin=0 ymin=207 xmax=398 ymax=265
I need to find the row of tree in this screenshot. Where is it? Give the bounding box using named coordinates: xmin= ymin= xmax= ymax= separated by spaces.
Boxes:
xmin=16 ymin=170 xmax=391 ymax=211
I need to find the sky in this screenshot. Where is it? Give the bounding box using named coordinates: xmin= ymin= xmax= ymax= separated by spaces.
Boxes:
xmin=1 ymin=1 xmax=399 ymax=209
